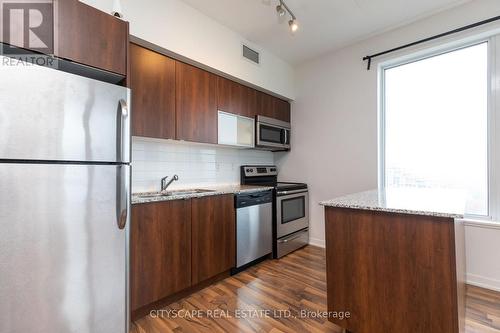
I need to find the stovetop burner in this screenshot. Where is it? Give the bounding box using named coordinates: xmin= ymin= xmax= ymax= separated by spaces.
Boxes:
xmin=240 ymin=166 xmax=307 ymax=191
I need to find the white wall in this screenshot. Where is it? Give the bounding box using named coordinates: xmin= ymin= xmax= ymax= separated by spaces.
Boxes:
xmin=276 ymin=0 xmax=500 ymax=291
xmin=464 ymin=222 xmax=500 ymax=292
xmin=80 ymin=0 xmax=295 ymax=99
xmin=132 ymin=138 xmax=274 ymax=193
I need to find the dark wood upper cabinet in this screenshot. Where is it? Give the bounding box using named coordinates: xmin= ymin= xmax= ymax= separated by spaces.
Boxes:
xmin=274 ymin=98 xmax=291 ymax=123
xmin=256 ymin=91 xmax=275 ymax=119
xmin=54 ymin=0 xmax=128 ymax=75
xmin=130 ymin=200 xmax=192 ymax=312
xmin=217 ymin=77 xmax=257 ymax=119
xmin=217 ymin=77 xmax=243 ymax=115
xmin=176 ymin=61 xmax=218 ymax=144
xmin=243 ymin=86 xmax=258 ymax=119
xmin=130 ymin=43 xmax=176 ymax=139
xmin=191 ymin=195 xmax=235 ymax=284
xmin=256 ymin=91 xmax=291 ymax=122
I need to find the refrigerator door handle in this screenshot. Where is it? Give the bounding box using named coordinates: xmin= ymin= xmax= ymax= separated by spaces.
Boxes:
xmin=116 ymin=165 xmax=129 ymax=230
xmin=117 ymin=99 xmax=130 ymax=163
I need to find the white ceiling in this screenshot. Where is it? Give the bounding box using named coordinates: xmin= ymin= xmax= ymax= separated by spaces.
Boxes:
xmin=181 ymin=0 xmax=471 ymax=65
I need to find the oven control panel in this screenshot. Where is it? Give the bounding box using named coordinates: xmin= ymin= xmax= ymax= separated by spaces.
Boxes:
xmin=242 ymin=166 xmax=277 ymax=177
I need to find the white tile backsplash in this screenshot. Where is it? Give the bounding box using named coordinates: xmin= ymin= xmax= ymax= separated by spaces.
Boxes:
xmin=132 ymin=137 xmax=274 ymax=193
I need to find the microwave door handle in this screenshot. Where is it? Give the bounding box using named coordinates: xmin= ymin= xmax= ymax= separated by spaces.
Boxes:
xmin=281 ymin=128 xmax=286 ymax=145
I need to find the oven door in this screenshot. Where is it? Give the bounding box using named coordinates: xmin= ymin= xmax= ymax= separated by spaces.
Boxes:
xmin=276 ymin=190 xmax=309 ymax=238
xmin=257 ymin=122 xmax=288 ymax=149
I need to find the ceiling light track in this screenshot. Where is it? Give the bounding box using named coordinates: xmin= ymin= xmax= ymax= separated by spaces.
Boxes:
xmin=275 ymin=0 xmax=298 ymax=32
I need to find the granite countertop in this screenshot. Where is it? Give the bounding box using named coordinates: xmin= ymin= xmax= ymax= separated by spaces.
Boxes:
xmin=320 ymin=188 xmax=465 ymax=218
xmin=132 ymin=184 xmax=274 ymax=205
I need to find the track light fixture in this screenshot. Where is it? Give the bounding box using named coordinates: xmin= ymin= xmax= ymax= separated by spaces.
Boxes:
xmin=275 ymin=0 xmax=298 ymax=33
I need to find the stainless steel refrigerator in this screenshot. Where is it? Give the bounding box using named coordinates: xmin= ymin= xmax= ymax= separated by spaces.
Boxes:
xmin=0 ymin=56 xmax=131 ymax=333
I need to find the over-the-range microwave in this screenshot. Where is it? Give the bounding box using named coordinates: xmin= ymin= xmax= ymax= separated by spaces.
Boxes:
xmin=256 ymin=115 xmax=291 ymax=151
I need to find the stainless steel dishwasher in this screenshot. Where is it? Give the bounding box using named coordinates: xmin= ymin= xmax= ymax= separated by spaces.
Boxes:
xmin=234 ymin=190 xmax=273 ymax=272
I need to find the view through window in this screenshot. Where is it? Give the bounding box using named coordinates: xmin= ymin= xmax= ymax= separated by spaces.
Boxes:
xmin=383 ymin=42 xmax=489 ymax=216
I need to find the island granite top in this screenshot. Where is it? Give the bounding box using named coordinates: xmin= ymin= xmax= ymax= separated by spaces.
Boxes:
xmin=320 ymin=188 xmax=465 ymax=219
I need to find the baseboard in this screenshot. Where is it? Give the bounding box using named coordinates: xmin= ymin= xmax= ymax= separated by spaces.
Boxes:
xmin=308 ymin=237 xmax=325 ymax=248
xmin=467 ymin=273 xmax=500 ymax=292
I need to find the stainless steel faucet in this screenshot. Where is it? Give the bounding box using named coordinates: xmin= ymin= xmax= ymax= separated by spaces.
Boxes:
xmin=161 ymin=175 xmax=179 ymax=192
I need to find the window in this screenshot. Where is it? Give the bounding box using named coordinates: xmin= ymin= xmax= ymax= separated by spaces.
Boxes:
xmin=381 ymin=42 xmax=489 ymax=217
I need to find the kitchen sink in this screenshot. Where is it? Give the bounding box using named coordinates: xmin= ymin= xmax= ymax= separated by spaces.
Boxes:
xmin=166 ymin=189 xmax=216 ymax=196
xmin=136 ymin=189 xmax=215 ymax=199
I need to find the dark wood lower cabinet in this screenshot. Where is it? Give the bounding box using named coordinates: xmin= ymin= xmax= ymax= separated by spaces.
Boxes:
xmin=131 ymin=199 xmax=192 ymax=312
xmin=131 ymin=195 xmax=236 ymax=318
xmin=191 ymin=195 xmax=236 ymax=284
xmin=324 ymin=207 xmax=465 ymax=333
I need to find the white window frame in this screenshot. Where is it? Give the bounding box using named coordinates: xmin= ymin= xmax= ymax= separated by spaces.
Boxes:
xmin=378 ymin=33 xmax=500 ymax=222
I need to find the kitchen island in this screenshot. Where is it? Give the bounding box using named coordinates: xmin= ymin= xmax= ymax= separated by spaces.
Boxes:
xmin=320 ymin=189 xmax=466 ymax=333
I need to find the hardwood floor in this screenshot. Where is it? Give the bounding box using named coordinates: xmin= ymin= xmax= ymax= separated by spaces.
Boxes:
xmin=131 ymin=246 xmax=500 ymax=333
xmin=467 ymin=285 xmax=500 ymax=332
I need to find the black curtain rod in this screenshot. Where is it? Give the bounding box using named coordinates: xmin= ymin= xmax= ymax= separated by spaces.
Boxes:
xmin=363 ymin=14 xmax=500 ymax=70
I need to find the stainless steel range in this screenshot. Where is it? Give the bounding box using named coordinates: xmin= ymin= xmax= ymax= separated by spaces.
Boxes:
xmin=241 ymin=166 xmax=309 ymax=258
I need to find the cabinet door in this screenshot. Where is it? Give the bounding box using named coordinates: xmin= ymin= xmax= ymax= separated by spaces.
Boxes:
xmin=217 ymin=77 xmax=256 ymax=119
xmin=130 ymin=200 xmax=192 ymax=311
xmin=130 ymin=43 xmax=176 ymax=139
xmin=217 ymin=112 xmax=238 ymax=145
xmin=256 ymin=91 xmax=291 ymax=122
xmin=242 ymin=86 xmax=258 ymax=119
xmin=217 ymin=77 xmax=243 ymax=115
xmin=176 ymin=61 xmax=217 ymax=144
xmin=217 ymin=112 xmax=254 ymax=147
xmin=256 ymin=91 xmax=275 ymax=119
xmin=274 ymin=98 xmax=291 ymax=122
xmin=55 ymin=0 xmax=128 ymax=75
xmin=191 ymin=195 xmax=235 ymax=284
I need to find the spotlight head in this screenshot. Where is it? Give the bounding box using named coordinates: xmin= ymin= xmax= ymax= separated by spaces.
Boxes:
xmin=289 ymin=19 xmax=298 ymax=32
xmin=276 ymin=4 xmax=286 ymax=17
